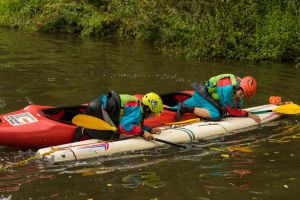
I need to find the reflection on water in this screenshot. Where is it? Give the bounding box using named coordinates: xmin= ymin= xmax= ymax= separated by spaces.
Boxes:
xmin=0 ymin=27 xmax=300 ymax=199
xmin=0 ymin=173 xmax=54 ymax=193
xmin=267 ymin=124 xmax=300 ymax=143
xmin=122 ymin=172 xmax=166 ymax=189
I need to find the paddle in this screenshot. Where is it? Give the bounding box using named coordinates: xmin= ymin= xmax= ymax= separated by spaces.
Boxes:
xmin=165 ymin=118 xmax=200 ymax=125
xmin=72 ymin=114 xmax=117 ymax=131
xmin=72 ymin=114 xmax=186 ymax=148
xmin=250 ymin=103 xmax=300 ymax=115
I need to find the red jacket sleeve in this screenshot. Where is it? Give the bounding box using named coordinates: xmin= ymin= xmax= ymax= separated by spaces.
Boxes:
xmin=119 ymin=125 xmax=143 ymax=136
xmin=226 ymin=105 xmax=248 ymax=117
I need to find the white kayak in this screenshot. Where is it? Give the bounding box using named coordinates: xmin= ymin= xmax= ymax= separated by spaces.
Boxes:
xmin=37 ymin=104 xmax=281 ymax=163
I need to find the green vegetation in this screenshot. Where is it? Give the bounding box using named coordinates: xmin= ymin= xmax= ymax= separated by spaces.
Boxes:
xmin=0 ymin=0 xmax=299 ymax=63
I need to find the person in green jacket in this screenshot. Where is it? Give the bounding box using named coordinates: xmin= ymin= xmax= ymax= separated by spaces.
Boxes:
xmin=74 ymin=91 xmax=164 ymax=142
xmin=176 ymin=74 xmax=261 ymax=123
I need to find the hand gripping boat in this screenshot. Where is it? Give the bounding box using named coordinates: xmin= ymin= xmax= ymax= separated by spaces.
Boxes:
xmin=37 ymin=104 xmax=283 ymax=163
xmin=0 ymin=92 xmax=195 ymax=148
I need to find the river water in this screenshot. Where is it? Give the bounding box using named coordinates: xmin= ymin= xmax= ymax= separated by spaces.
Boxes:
xmin=0 ymin=27 xmax=299 ymax=200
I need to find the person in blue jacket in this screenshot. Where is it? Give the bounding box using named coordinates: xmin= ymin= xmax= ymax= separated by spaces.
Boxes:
xmin=73 ymin=91 xmax=164 ymax=142
xmin=176 ymin=74 xmax=261 ymax=123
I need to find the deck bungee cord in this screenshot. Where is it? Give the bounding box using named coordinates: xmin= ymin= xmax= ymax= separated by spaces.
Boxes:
xmin=0 ymin=147 xmax=58 ymax=172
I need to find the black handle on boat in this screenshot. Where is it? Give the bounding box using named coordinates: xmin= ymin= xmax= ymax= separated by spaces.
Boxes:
xmin=153 ymin=138 xmax=187 ymax=148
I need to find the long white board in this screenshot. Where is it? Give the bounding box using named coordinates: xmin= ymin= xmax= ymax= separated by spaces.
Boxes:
xmin=37 ymin=104 xmax=280 ymax=163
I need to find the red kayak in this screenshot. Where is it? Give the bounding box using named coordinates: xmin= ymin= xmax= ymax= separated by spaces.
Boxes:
xmin=0 ymin=91 xmax=196 ymax=148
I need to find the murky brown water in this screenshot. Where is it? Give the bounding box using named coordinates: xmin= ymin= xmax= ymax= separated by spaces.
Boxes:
xmin=0 ymin=27 xmax=299 ymax=200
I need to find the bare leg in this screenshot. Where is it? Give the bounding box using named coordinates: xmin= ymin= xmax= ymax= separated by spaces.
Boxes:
xmin=193 ymin=107 xmax=211 ymax=118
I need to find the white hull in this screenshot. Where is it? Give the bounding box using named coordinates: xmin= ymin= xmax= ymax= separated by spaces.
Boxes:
xmin=37 ymin=104 xmax=280 ymax=163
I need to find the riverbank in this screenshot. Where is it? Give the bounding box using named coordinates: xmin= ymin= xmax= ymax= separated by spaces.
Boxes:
xmin=0 ymin=0 xmax=299 ymax=63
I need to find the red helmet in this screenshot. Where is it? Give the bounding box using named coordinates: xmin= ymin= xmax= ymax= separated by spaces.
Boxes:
xmin=240 ymin=76 xmax=257 ymax=98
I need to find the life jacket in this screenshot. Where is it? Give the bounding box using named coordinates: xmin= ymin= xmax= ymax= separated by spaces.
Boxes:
xmin=207 ymin=74 xmax=240 ymax=100
xmin=191 ymin=74 xmax=241 ymax=116
xmin=119 ymin=94 xmax=139 ymax=117
xmin=104 ymin=92 xmax=140 ymax=122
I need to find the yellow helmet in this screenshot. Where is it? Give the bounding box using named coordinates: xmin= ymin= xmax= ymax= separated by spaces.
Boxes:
xmin=142 ymin=92 xmax=163 ymax=115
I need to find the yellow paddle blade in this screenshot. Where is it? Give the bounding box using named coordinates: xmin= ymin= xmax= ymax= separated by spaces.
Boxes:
xmin=72 ymin=114 xmax=117 ymax=131
xmin=273 ymin=104 xmax=300 ymax=114
xmin=165 ymin=118 xmax=200 ymax=125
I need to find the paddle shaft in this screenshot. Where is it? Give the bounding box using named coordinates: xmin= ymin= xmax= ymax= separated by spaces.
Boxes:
xmin=250 ymin=110 xmax=272 ymax=114
xmin=250 ymin=103 xmax=300 ymax=115
xmin=73 ymin=114 xmax=187 ymax=148
xmin=153 ymin=137 xmax=187 ymax=148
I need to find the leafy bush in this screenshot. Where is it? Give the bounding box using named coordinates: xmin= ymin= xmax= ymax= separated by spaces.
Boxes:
xmin=0 ymin=0 xmax=299 ymax=63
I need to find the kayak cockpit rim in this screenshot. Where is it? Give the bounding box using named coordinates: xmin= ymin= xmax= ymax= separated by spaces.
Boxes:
xmin=40 ymin=105 xmax=88 ymax=125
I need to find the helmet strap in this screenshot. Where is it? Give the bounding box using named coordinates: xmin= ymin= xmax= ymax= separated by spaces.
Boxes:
xmin=234 ymin=88 xmax=244 ymax=100
xmin=141 ymin=103 xmax=152 ymax=119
